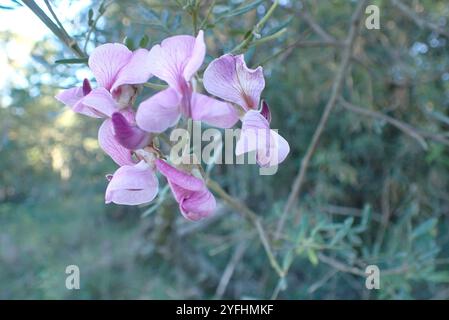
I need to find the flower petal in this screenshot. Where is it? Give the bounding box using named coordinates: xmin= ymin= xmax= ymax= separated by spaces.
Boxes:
xmin=155 ymin=159 xmax=205 ymax=192
xmin=105 ymin=160 xmax=159 ymax=205
xmin=235 ymin=110 xmax=289 ymax=167
xmin=155 ymin=159 xmax=215 ymax=221
xmin=190 ymin=92 xmax=239 ymax=128
xmin=260 ymin=99 xmax=271 ymax=123
xmin=235 ymin=110 xmax=269 ymax=155
xmin=256 ymin=130 xmax=290 ymax=167
xmin=88 ymin=43 xmax=132 ymax=90
xmin=80 ymin=87 xmax=119 ymax=118
xmin=183 ymin=30 xmax=206 ymax=82
xmin=203 ymin=54 xmax=265 ymax=110
xmin=55 ymin=86 xmax=107 ymax=118
xmin=111 ymin=112 xmax=151 ymax=150
xmin=111 ymin=48 xmax=153 ymax=92
xmin=136 ymin=88 xmax=181 ymax=133
xmin=148 ymin=31 xmax=205 ymax=93
xmin=98 ymin=118 xmax=134 ymax=166
xmin=55 ymin=86 xmax=100 ymax=117
xmin=180 ymin=188 xmax=216 ymax=221
xmin=55 ymin=86 xmax=84 ymax=107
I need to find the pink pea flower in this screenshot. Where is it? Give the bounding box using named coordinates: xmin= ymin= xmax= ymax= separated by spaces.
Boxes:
xmin=155 ymin=159 xmax=216 ymax=221
xmin=99 ymin=108 xmax=152 ymax=165
xmin=99 ymin=109 xmax=156 ymax=206
xmin=136 ymin=31 xmax=239 ymax=133
xmin=203 ymin=54 xmax=290 ymax=167
xmin=111 ymin=112 xmax=151 ymax=150
xmin=55 ymin=44 xmax=153 ymax=165
xmin=56 ymin=43 xmax=152 ymax=114
xmin=105 ymin=160 xmax=159 ymax=205
xmin=236 ymin=101 xmax=290 ymax=167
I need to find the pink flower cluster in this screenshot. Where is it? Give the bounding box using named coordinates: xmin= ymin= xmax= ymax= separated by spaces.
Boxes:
xmin=56 ymin=31 xmax=289 ymax=221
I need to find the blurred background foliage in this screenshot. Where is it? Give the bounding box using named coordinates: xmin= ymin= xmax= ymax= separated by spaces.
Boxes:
xmin=1 ymin=0 xmax=449 ymax=299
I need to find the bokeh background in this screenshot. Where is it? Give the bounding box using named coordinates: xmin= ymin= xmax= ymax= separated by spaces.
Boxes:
xmin=1 ymin=0 xmax=449 ymax=299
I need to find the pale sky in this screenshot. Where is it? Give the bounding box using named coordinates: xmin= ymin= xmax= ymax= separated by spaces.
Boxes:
xmin=0 ymin=0 xmax=90 ymax=105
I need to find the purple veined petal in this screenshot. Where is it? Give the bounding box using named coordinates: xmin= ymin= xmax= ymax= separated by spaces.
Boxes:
xmin=260 ymin=99 xmax=271 ymax=123
xmin=241 ymin=109 xmax=270 ymax=130
xmin=111 ymin=112 xmax=151 ymax=150
xmin=155 ymin=159 xmax=215 ymax=221
xmin=166 ymin=180 xmax=190 ymax=204
xmin=88 ymin=43 xmax=132 ymax=90
xmin=147 ymin=31 xmax=205 ymax=93
xmin=256 ymin=129 xmax=290 ymax=167
xmin=235 ymin=111 xmax=289 ymax=167
xmin=111 ymin=48 xmax=153 ymax=93
xmin=136 ymin=88 xmax=181 ymax=133
xmin=179 ymin=188 xmax=216 ymax=221
xmin=55 ymin=87 xmax=84 ymax=107
xmin=235 ymin=128 xmax=261 ymax=156
xmin=105 ymin=160 xmax=159 ymax=205
xmin=55 ymin=86 xmax=102 ymax=118
xmin=235 ymin=110 xmax=270 ymax=156
xmin=190 ymin=92 xmax=239 ymax=128
xmin=155 ymin=159 xmax=205 ymax=192
xmin=80 ymin=87 xmax=119 ymax=118
xmin=182 ymin=30 xmax=206 ymax=82
xmin=98 ymin=118 xmax=134 ymax=166
xmin=203 ymin=54 xmax=265 ymax=110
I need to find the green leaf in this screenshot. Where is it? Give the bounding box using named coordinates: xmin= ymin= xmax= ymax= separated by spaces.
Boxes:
xmin=426 ymin=271 xmax=449 ymax=283
xmin=160 ymin=9 xmax=169 ymax=25
xmin=88 ymin=9 xmax=94 ymax=26
xmin=282 ymin=250 xmax=294 ymax=270
xmin=330 ymin=217 xmax=354 ymax=246
xmin=0 ymin=5 xmax=16 ymax=10
xmin=124 ymin=37 xmax=135 ymax=50
xmin=307 ymin=248 xmax=319 ymax=266
xmin=265 ymin=15 xmax=293 ymax=35
xmin=412 ymin=218 xmax=437 ymax=239
xmin=171 ymin=14 xmax=182 ymax=31
xmin=218 ymin=0 xmax=265 ymax=20
xmin=99 ymin=2 xmax=106 ymax=14
xmin=353 ymin=204 xmax=371 ymax=233
xmin=55 ymin=58 xmax=88 ymax=64
xmin=144 ymin=82 xmax=169 ymax=91
xmin=139 ymin=35 xmax=149 ymax=48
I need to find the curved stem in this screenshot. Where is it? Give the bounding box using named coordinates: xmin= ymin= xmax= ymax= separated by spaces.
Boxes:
xmin=206 ymin=179 xmax=284 ymax=278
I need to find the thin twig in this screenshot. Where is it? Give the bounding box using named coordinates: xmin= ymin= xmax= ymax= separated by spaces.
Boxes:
xmin=214 ymin=242 xmax=248 ymax=299
xmin=230 ymin=0 xmax=279 ymax=54
xmin=23 ymin=0 xmax=85 ymax=58
xmin=275 ymin=0 xmax=368 ymax=239
xmin=317 ymin=253 xmax=367 ymax=277
xmin=177 ymin=208 xmax=227 ymax=238
xmin=207 ymin=179 xmax=284 ymax=278
xmin=292 ymin=39 xmax=343 ymax=48
xmin=248 ymin=27 xmax=287 ymax=48
xmin=299 ymin=4 xmax=335 ymax=42
xmin=308 ymin=269 xmax=338 ymax=294
xmin=340 ymin=98 xmax=449 ymax=148
xmin=339 ymin=98 xmax=428 ymax=150
xmin=320 ymin=204 xmax=382 ymax=223
xmin=83 ymin=0 xmax=109 ymax=54
xmin=258 ymin=39 xmax=342 ymax=66
xmin=199 ymin=0 xmax=216 ymax=30
xmin=43 ymin=0 xmax=70 ymax=38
